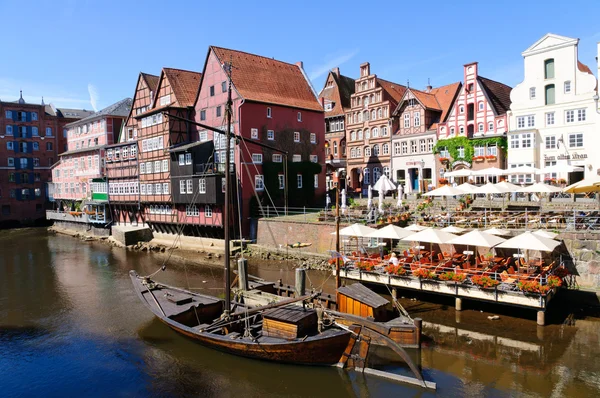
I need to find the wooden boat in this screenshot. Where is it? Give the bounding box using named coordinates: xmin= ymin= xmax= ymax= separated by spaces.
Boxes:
xmin=130 ymin=272 xmax=352 ymax=365
xmin=287 ymin=242 xmax=312 ymax=248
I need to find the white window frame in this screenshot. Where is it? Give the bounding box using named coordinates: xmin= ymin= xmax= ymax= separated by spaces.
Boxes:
xmin=162 ymin=159 xmax=168 ymax=172
xmin=278 ymin=174 xmax=285 ymax=189
xmin=273 ymin=154 xmax=282 ymax=163
xmin=205 ymin=205 xmax=212 ymax=218
xmin=252 ymin=153 xmax=263 ymax=164
xmin=292 ymin=154 xmax=301 ymax=162
xmin=186 ymin=179 xmax=193 ymax=194
xmin=267 ymin=130 xmax=274 ymax=140
xmin=255 ymin=175 xmax=265 ymax=191
xmin=546 ymin=112 xmax=555 ymax=126
xmin=297 ymin=174 xmax=303 ymax=188
xmin=251 ymin=128 xmax=258 ymax=139
xmin=310 ymin=133 xmax=316 ymax=143
xmin=179 ymin=180 xmax=185 ymax=194
xmin=568 ymin=133 xmax=583 ymax=148
xmin=267 ymin=107 xmax=272 ymax=118
xmin=294 ymin=132 xmax=300 ymax=142
xmin=199 ymin=178 xmax=206 ymax=193
xmin=297 ymin=112 xmax=302 ymax=122
xmin=529 ymin=87 xmax=536 ymax=99
xmin=185 ymin=153 xmax=192 ymax=165
xmin=564 ymin=81 xmax=571 ymax=93
xmin=545 ymin=136 xmax=556 ymax=149
xmin=179 ymin=154 xmax=185 ymax=165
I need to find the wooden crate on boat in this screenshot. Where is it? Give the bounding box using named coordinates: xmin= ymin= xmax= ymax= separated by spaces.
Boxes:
xmin=337 ymin=283 xmax=389 ymax=321
xmin=262 ymin=305 xmax=317 ymax=339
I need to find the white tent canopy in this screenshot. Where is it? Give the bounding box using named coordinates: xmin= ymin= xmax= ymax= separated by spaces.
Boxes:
xmin=495 ymin=231 xmax=560 ymax=251
xmin=401 ymin=228 xmax=458 ymax=244
xmin=424 ymin=185 xmax=465 ymax=197
xmin=373 ymin=174 xmax=396 ymax=195
xmin=367 ymin=225 xmax=413 ymax=240
xmin=517 ymin=182 xmax=562 ymax=193
xmin=447 ymin=229 xmax=506 ymax=247
xmin=332 ymin=223 xmax=376 ymax=237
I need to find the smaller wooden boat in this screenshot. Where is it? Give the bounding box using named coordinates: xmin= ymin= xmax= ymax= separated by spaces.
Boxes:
xmin=287 ymin=242 xmax=312 ymax=248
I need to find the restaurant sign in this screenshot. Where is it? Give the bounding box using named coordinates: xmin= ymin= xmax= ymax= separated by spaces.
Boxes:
xmin=544 ymin=152 xmax=588 ymax=161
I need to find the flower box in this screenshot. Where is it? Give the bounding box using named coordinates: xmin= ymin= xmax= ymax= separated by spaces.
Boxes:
xmin=472 ymin=156 xmax=485 ymax=162
xmin=439 ymin=157 xmax=449 ymax=163
xmin=485 ymin=155 xmax=497 ymax=160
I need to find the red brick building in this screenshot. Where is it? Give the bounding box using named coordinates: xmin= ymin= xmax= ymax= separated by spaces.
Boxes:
xmin=318 ymin=67 xmax=355 ymax=190
xmin=0 ymin=92 xmax=92 ymax=227
xmin=195 ymin=46 xmax=325 ymax=238
xmin=345 ymin=63 xmax=406 ymax=195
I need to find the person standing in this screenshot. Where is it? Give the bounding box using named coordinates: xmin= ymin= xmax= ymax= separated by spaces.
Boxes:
xmin=398 ymin=183 xmax=404 ymax=200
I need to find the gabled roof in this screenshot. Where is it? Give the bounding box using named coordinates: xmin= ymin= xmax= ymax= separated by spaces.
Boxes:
xmin=522 ymin=33 xmax=579 ymax=56
xmin=318 ymin=69 xmax=355 ymax=117
xmin=210 ymin=46 xmax=323 ymax=112
xmin=162 ymin=68 xmax=202 ymax=107
xmin=578 ymin=61 xmax=594 ymax=76
xmin=429 ymin=82 xmax=462 ymax=122
xmin=477 ymin=76 xmax=512 ymax=115
xmin=65 ymin=98 xmax=132 ymax=127
xmin=377 ymin=78 xmax=407 ymax=103
xmin=141 ymin=73 xmax=160 ymax=93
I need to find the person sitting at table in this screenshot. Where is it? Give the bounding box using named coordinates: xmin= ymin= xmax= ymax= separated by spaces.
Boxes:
xmin=390 ymin=252 xmax=399 ymax=266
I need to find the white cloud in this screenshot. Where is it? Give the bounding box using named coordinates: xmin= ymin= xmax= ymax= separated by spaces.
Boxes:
xmin=308 ymin=49 xmax=359 ymax=80
xmin=88 ymin=83 xmax=99 ymax=112
xmin=0 ymin=77 xmax=91 ymax=109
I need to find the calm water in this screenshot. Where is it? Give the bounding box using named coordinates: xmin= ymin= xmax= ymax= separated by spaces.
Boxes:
xmin=1 ymin=229 xmax=599 ymax=397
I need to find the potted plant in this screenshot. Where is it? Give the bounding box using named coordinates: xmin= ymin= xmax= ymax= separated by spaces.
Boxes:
xmin=471 ymin=275 xmax=499 ymax=289
xmin=473 ymin=155 xmax=485 ymax=162
xmin=485 ymin=155 xmax=497 ymax=161
xmin=384 ymin=264 xmax=406 ymax=276
xmin=413 ymin=268 xmax=436 ymax=280
xmin=439 ymin=157 xmax=449 ymax=163
xmin=546 ymin=275 xmax=562 ymax=288
xmin=355 ymin=261 xmax=375 ymax=272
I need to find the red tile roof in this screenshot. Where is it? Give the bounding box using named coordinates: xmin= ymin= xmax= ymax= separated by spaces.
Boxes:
xmin=430 ymin=82 xmax=462 ymax=122
xmin=141 ymin=73 xmax=159 ymax=93
xmin=318 ymin=70 xmax=355 ymax=117
xmin=162 ymin=68 xmax=202 ymax=107
xmin=211 ymin=46 xmax=322 ymax=112
xmin=377 ymin=78 xmax=407 ymax=103
xmin=478 ymin=76 xmax=512 ymax=115
xmin=577 ymin=61 xmax=594 ymax=75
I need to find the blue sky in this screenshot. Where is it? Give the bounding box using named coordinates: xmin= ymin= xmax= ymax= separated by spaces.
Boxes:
xmin=1 ymin=0 xmax=599 ymax=110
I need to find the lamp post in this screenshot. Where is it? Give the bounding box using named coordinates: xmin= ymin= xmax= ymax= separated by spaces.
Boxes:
xmin=420 ymin=159 xmax=426 ymax=193
xmin=593 ymin=94 xmax=600 ymax=114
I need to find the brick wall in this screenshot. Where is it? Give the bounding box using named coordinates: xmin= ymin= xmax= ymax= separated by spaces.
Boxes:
xmin=257 ymin=218 xmax=349 ymax=254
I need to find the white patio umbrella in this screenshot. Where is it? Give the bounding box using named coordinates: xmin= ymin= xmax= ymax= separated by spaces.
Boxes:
xmin=471 ymin=167 xmax=507 ymax=177
xmin=367 ymin=224 xmax=413 ymax=240
xmin=441 ymin=226 xmax=466 ymax=234
xmin=373 ymin=174 xmax=396 ymax=196
xmin=378 ymin=189 xmax=384 ymax=214
xmin=448 ymin=229 xmax=506 ymax=247
xmin=495 ymin=181 xmax=522 ymax=192
xmin=456 ymin=182 xmax=477 ymax=193
xmin=445 ymin=169 xmax=473 ymax=178
xmin=532 ymin=229 xmax=559 ymax=239
xmin=563 ymin=175 xmax=600 ymax=193
xmin=367 ymin=185 xmax=373 ymax=210
xmin=505 ymin=166 xmax=540 ymax=174
xmin=496 ymin=231 xmax=560 ymax=256
xmin=332 ymin=223 xmax=377 ymax=237
xmin=517 ymin=182 xmax=562 ymax=193
xmin=405 ymin=223 xmax=428 ymax=232
xmin=535 ymin=164 xmax=584 ymax=174
xmin=472 ymin=183 xmax=510 ymax=194
xmin=424 ymin=185 xmax=465 ymax=197
xmin=482 ymin=227 xmax=511 ymax=236
xmin=401 ymin=228 xmax=458 ymax=259
xmin=340 ymin=189 xmax=347 ymax=215
xmin=396 ymin=185 xmax=403 ymax=208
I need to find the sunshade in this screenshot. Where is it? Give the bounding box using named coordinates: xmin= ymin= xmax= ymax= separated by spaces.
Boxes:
xmin=471 ymin=167 xmax=507 ymax=176
xmin=440 ymin=226 xmax=466 ymax=233
xmin=424 ymin=185 xmax=465 ymax=196
xmin=495 ymin=231 xmax=560 ymax=251
xmin=563 ymin=175 xmax=600 ymax=193
xmin=332 ymin=223 xmax=376 ymax=237
xmin=401 ymin=228 xmax=458 ymax=244
xmin=495 ymin=181 xmax=522 ymax=192
xmin=373 ymin=174 xmax=396 ymax=195
xmin=536 ymin=164 xmax=584 ymax=174
xmin=404 ymin=223 xmax=428 ymax=232
xmin=447 ymin=230 xmax=506 ymax=247
xmin=505 ymin=166 xmax=540 ymax=174
xmin=482 ymin=227 xmax=511 ymax=236
xmin=367 ymin=225 xmax=413 ymax=239
xmin=472 ymin=183 xmax=510 ymax=194
xmin=532 ymin=229 xmax=559 ymax=239
xmin=445 ymin=169 xmax=473 ymax=177
xmin=517 ymin=182 xmax=562 ymax=193
xmin=456 ymin=182 xmax=477 ymax=193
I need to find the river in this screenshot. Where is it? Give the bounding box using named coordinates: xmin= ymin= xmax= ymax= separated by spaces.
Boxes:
xmin=1 ymin=228 xmax=599 ymax=397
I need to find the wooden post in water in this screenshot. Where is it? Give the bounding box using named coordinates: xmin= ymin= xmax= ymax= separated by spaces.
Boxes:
xmin=237 ymin=258 xmax=248 ymax=291
xmin=295 ymin=267 xmax=306 ymax=297
xmin=335 ymin=186 xmax=341 ymax=289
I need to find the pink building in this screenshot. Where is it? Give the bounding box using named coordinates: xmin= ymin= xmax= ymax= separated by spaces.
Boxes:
xmin=50 ymin=98 xmax=132 ymax=207
xmin=195 ymin=46 xmax=325 ymax=237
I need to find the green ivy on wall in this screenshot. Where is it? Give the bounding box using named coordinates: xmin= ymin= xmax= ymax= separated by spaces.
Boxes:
xmin=433 ymin=136 xmax=507 ymax=163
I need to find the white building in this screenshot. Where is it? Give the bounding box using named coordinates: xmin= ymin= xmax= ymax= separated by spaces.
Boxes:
xmin=508 ymin=33 xmax=598 ymax=184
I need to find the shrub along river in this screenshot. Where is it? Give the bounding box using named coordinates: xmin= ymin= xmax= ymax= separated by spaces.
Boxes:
xmin=1 ymin=228 xmax=599 ymax=397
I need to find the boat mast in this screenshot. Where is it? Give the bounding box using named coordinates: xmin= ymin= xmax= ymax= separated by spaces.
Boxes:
xmin=223 ymin=60 xmax=233 ymax=316
xmin=335 ymin=185 xmax=341 ymax=288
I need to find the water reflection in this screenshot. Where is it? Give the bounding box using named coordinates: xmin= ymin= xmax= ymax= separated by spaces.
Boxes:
xmin=0 ymin=228 xmax=599 ymax=397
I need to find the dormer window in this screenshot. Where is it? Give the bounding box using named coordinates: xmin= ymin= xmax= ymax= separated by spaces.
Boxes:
xmin=324 ymin=102 xmax=333 ymax=111
xmin=467 ymin=83 xmax=474 ymax=92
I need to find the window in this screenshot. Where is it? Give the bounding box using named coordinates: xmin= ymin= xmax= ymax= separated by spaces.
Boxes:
xmin=252 ymin=153 xmax=263 ymax=164
xmin=459 ymin=126 xmax=464 ymax=135
xmin=404 ymin=113 xmax=410 ymax=128
xmin=373 ymin=144 xmax=380 ymax=156
xmin=382 ymin=143 xmax=389 ymax=155
xmin=8 ymin=157 xmax=14 ymax=167
xmin=292 ymin=154 xmax=301 ymax=162
xmin=350 ymin=148 xmax=356 ymax=158
xmin=32 ymin=127 xmax=39 ymax=136
xmin=427 ymin=138 xmax=434 ymax=152
xmin=154 ymin=160 xmax=161 ymax=172
xmin=199 ymin=178 xmax=206 ymax=193
xmin=140 ymin=163 xmax=146 ymax=174
xmin=527 ymin=115 xmax=535 ymax=127
xmin=163 ymin=183 xmax=169 ymax=194
xmin=478 ymin=102 xmax=485 ymax=111
xmin=333 ymin=141 xmax=338 ymax=155
xmin=20 ymin=142 xmax=27 ymax=153
xmin=297 ymin=174 xmax=303 ymax=188
xmin=267 ymin=130 xmax=274 ymax=140
xmin=564 ymin=81 xmax=571 ymax=93
xmin=33 ymin=158 xmax=39 ymax=167
xmin=478 ymin=123 xmax=484 ymax=132
xmin=450 ymin=127 xmax=455 ymax=135
xmin=414 ymin=112 xmax=420 ymax=127
xmin=9 ymin=172 xmax=15 ymax=182
xmin=577 ymin=109 xmax=586 ymax=122
xmin=5 ymin=110 xmax=12 ymax=119
xmin=373 ymin=167 xmax=381 ymax=182
xmin=487 ymin=145 xmax=497 ymax=156
xmin=544 ymin=59 xmax=554 ymax=79
xmin=222 ymin=81 xmax=227 ymax=93
xmin=297 ymin=112 xmax=302 ymax=122
xmin=410 ymin=140 xmax=417 ymax=153
xmin=517 ymin=116 xmax=525 ymax=129
xmin=310 ymin=133 xmax=316 ymax=143
xmin=199 ymin=131 xmax=208 ymax=142
xmin=46 ymin=127 xmax=53 ymax=137
xmin=364 ymin=146 xmax=371 ymax=157
xmin=457 ymin=146 xmax=465 ymax=158
xmin=419 ymin=140 xmax=426 ymax=153
xmin=179 ymin=180 xmax=185 ymax=194
xmin=363 ymin=168 xmax=370 ymax=185
xmin=310 ymin=155 xmax=318 ymax=163
xmin=294 ymin=132 xmax=300 ymax=142
xmin=566 ymin=110 xmax=574 ymax=123
xmin=314 ymin=174 xmax=319 ymax=188
xmin=185 ymin=153 xmax=192 ymax=165
xmin=393 ymin=142 xmax=400 ymax=155
xmin=251 ymin=128 xmax=258 ymax=139
xmin=162 ymin=159 xmax=169 ymax=172
xmin=147 ymin=162 xmax=153 ymax=174
xmin=255 ymin=175 xmax=265 ymax=190
xmin=474 ymin=145 xmax=485 ymax=157
xmin=155 ymin=183 xmax=162 ymax=195
xmin=364 ymin=129 xmax=370 ymax=139
xmin=46 ymin=142 xmax=53 ymax=151
xmin=522 ymin=133 xmax=533 ymax=148
xmin=545 ymin=84 xmax=555 ymax=105
xmin=200 ymin=110 xmax=206 ymax=120
xmin=350 ymin=131 xmax=356 ymax=141
xmin=205 ymin=205 xmax=212 ymax=218
xmin=216 ymin=106 xmax=222 ymax=117
xmin=179 ymin=154 xmax=185 ymax=165
xmin=267 ymin=107 xmax=272 ymax=118
xmin=7 ymin=141 xmax=14 ymax=150
xmin=159 ymin=95 xmax=171 ymax=106
xmin=529 ymin=87 xmax=536 ymax=99
xmin=209 ymin=86 xmax=215 ymax=96
xmin=545 ymin=136 xmax=556 ymax=149
xmin=546 ymin=112 xmax=555 ymax=126
xmin=186 ymin=179 xmax=193 ymax=194
xmin=31 ymin=112 xmax=37 ymax=121
xmin=6 ymin=126 xmax=13 ymax=135
xmin=272 ymin=154 xmax=282 ymax=163
xmin=459 ymin=105 xmax=464 ymax=114
xmin=569 ymin=133 xmax=583 ymax=148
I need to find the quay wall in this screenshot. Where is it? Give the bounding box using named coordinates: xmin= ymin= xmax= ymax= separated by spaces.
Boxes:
xmin=51 ymin=221 xmax=111 ymax=237
xmin=257 ymin=218 xmax=600 ymax=291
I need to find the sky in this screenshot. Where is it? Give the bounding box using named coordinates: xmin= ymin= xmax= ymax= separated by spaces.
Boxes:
xmin=1 ymin=0 xmax=599 ymax=111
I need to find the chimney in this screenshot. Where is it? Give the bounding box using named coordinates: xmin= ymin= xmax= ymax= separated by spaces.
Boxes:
xmin=426 ymin=78 xmax=432 ymax=93
xmin=296 ymin=61 xmax=304 ymax=69
xmin=360 ymin=62 xmax=370 ymax=77
xmin=332 ymin=67 xmax=340 ymax=77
